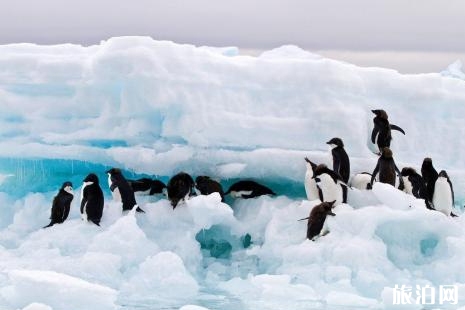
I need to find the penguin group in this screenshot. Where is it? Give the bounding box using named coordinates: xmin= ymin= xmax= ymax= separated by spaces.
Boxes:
xmin=44 ymin=170 xmax=276 ymax=228
xmin=42 ymin=109 xmax=459 ymax=246
xmin=303 ymin=109 xmax=459 ymax=241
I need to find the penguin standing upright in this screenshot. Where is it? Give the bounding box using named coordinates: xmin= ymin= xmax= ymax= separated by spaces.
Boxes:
xmin=369 ymin=147 xmax=403 ymax=188
xmin=326 ymin=137 xmax=350 ymax=183
xmin=44 ymin=181 xmax=74 ymax=228
xmin=313 ymin=164 xmax=347 ymax=206
xmin=421 ymin=157 xmax=438 ymax=210
xmin=371 ymin=109 xmax=405 ymax=153
xmin=80 ymin=173 xmax=104 ymax=226
xmin=432 ymin=170 xmax=455 ymax=216
xmin=107 ymin=168 xmax=145 ymax=213
xmin=304 ymin=157 xmax=320 ymax=201
xmin=399 ymin=167 xmax=427 ymax=199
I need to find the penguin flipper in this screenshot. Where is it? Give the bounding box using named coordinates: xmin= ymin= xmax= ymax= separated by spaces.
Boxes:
xmin=43 ymin=222 xmax=54 ymax=229
xmin=390 ymin=124 xmax=405 ymax=135
xmin=371 ymin=126 xmax=379 ymax=144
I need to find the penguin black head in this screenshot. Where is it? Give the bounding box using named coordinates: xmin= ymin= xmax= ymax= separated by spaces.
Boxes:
xmin=438 ymin=170 xmax=449 ymax=178
xmin=422 ymin=157 xmax=433 ymax=166
xmin=106 ymin=168 xmax=122 ymax=176
xmin=304 ymin=157 xmax=317 ymax=172
xmin=381 ymin=147 xmax=393 ymax=159
xmin=323 ymin=200 xmax=337 ymax=216
xmin=61 ymin=181 xmax=73 ymax=194
xmin=401 ymin=167 xmax=417 ymax=177
xmin=61 ymin=181 xmax=73 ymax=189
xmin=326 ymin=137 xmax=344 ymax=148
xmin=372 ymin=109 xmax=388 ymax=120
xmin=195 ymin=176 xmax=211 ymax=184
xmin=84 ymin=173 xmax=99 ymax=184
xmin=314 ymin=164 xmax=328 ymax=176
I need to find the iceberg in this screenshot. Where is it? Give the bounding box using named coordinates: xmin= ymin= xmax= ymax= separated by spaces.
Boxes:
xmin=0 ymin=36 xmax=464 ymax=309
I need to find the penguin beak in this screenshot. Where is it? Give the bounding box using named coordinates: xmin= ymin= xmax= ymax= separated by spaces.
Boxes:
xmin=329 ymin=211 xmax=336 ymax=216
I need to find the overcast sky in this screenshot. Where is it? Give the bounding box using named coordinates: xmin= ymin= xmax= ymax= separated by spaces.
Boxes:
xmin=1 ymin=0 xmax=464 ymax=73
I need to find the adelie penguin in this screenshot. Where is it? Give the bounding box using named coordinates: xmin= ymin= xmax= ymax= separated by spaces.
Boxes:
xmin=107 ymin=168 xmax=145 ymax=213
xmin=432 ymin=170 xmax=455 ymax=217
xmin=127 ymin=178 xmax=167 ymax=196
xmin=195 ymin=176 xmax=225 ymax=201
xmin=371 ymin=109 xmax=405 ymax=153
xmin=224 ymin=180 xmax=276 ymax=199
xmin=326 ymin=137 xmax=350 ymax=183
xmin=81 ymin=173 xmax=104 ymax=226
xmin=167 ymin=172 xmax=195 ymax=208
xmin=43 ymin=181 xmax=74 ymax=228
xmin=350 ymin=172 xmax=373 ymax=190
xmin=313 ymin=164 xmax=347 ymax=206
xmin=369 ymin=147 xmax=403 ymax=189
xmin=299 ymin=200 xmax=336 ymax=241
xmin=304 ymin=157 xmax=320 ymax=201
xmin=421 ymin=157 xmax=438 ymax=210
xmin=399 ymin=167 xmax=427 ymax=200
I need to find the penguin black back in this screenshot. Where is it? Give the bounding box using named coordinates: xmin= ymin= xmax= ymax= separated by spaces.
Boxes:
xmin=128 ymin=178 xmax=167 ymax=195
xmin=400 ymin=167 xmax=427 ymax=199
xmin=224 ymin=180 xmax=276 ymax=199
xmin=81 ymin=173 xmax=104 ymax=226
xmin=195 ymin=176 xmax=225 ymax=201
xmin=107 ymin=168 xmax=144 ymax=212
xmin=44 ymin=181 xmax=74 ymax=228
xmin=370 ymin=147 xmax=402 ymax=187
xmin=371 ymin=109 xmax=405 ymax=152
xmin=326 ymin=137 xmax=350 ymax=183
xmin=421 ymin=157 xmax=438 ymax=207
xmin=300 ymin=200 xmax=336 ymax=241
xmin=167 ymin=172 xmax=195 ymax=208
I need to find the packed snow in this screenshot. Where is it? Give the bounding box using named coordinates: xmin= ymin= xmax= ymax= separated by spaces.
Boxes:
xmin=0 ymin=36 xmax=464 ymax=309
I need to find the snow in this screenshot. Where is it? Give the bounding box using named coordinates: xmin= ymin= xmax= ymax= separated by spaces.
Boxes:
xmin=0 ymin=36 xmax=464 ymax=309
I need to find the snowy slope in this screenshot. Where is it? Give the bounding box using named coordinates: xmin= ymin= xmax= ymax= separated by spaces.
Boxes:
xmin=0 ymin=37 xmax=465 ymax=309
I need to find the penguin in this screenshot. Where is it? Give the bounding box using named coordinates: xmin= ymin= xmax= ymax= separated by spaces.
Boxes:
xmin=349 ymin=172 xmax=373 ymax=190
xmin=167 ymin=172 xmax=195 ymax=208
xmin=299 ymin=200 xmax=336 ymax=241
xmin=432 ymin=170 xmax=455 ymax=216
xmin=43 ymin=181 xmax=74 ymax=228
xmin=127 ymin=178 xmax=167 ymax=195
xmin=421 ymin=157 xmax=438 ymax=210
xmin=371 ymin=109 xmax=405 ymax=153
xmin=304 ymin=157 xmax=320 ymax=201
xmin=326 ymin=137 xmax=350 ymax=183
xmin=399 ymin=167 xmax=427 ymax=199
xmin=224 ymin=180 xmax=276 ymax=199
xmin=80 ymin=173 xmax=104 ymax=226
xmin=107 ymin=168 xmax=145 ymax=213
xmin=369 ymin=147 xmax=403 ymax=188
xmin=195 ymin=176 xmax=225 ymax=201
xmin=313 ymin=164 xmax=347 ymax=205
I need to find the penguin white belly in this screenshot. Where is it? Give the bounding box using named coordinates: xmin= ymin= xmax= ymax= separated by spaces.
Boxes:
xmin=305 ymin=171 xmax=319 ymax=201
xmin=402 ymin=176 xmax=413 ymax=195
xmin=433 ymin=179 xmax=452 ymax=216
xmin=350 ymin=174 xmax=371 ymax=190
xmin=108 ymin=175 xmax=122 ymax=201
xmin=230 ymin=190 xmax=253 ymax=198
xmin=318 ymin=174 xmax=343 ymax=206
xmin=80 ymin=182 xmax=92 ymax=221
xmin=111 ymin=187 xmax=122 ymax=202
